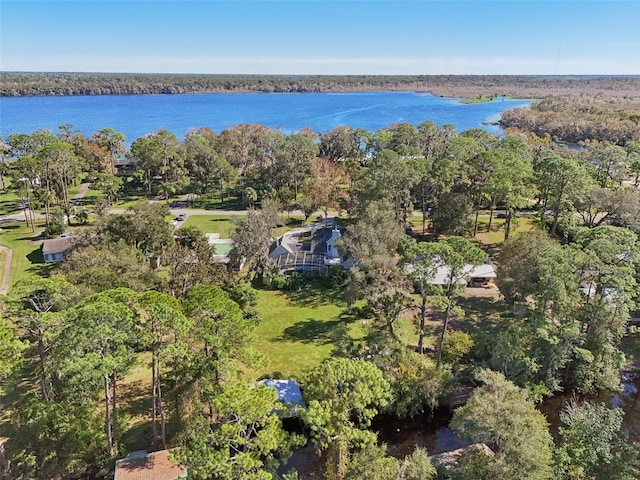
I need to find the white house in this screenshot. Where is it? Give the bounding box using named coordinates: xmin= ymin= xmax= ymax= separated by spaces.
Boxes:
xmin=325 ymin=226 xmax=342 ymax=260
xmin=268 ymin=233 xmax=300 ymax=260
xmin=269 ymin=218 xmax=345 ymax=274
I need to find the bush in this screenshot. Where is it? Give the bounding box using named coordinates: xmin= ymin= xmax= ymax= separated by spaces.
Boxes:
xmin=328 ymin=265 xmax=349 ymax=284
xmin=74 ymin=210 xmax=89 ymax=225
xmin=541 ymin=216 xmax=582 ymax=244
xmin=44 ymin=211 xmax=66 ymax=238
xmin=442 ymin=330 xmax=474 ymax=364
xmin=284 ymin=271 xmax=307 ymax=291
xmin=271 ymin=275 xmax=286 ymax=290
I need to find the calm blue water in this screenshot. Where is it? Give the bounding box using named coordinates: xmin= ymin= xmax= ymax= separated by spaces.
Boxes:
xmin=0 ymin=92 xmax=531 ymax=143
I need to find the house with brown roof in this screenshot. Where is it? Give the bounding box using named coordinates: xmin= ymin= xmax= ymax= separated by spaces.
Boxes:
xmin=114 ymin=449 xmax=187 ymax=480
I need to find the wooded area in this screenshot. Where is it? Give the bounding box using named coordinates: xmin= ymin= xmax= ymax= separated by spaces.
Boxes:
xmin=2 ymin=72 xmax=639 ymax=98
xmin=1 ymin=94 xmax=640 ymax=480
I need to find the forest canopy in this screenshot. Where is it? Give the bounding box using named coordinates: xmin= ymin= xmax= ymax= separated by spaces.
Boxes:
xmin=1 ymin=72 xmax=639 ymax=98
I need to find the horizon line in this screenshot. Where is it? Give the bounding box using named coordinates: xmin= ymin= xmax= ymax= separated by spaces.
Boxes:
xmin=3 ymin=71 xmax=640 ymax=77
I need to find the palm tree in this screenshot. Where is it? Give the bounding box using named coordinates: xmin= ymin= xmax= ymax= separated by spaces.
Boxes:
xmin=159 ymin=181 xmax=175 ymax=203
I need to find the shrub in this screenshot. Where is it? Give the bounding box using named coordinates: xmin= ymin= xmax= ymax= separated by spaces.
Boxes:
xmin=44 ymin=210 xmax=66 ymax=238
xmin=271 ymin=275 xmax=286 ymax=290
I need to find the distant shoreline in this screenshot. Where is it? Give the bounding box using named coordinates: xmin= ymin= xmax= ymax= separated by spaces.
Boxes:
xmin=2 ymin=73 xmax=639 ymax=99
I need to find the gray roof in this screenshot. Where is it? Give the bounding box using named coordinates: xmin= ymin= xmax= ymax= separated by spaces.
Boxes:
xmin=405 ymin=257 xmax=496 ymax=285
xmin=310 ymin=227 xmax=333 ymax=255
xmin=41 ymin=237 xmax=73 ymax=254
xmin=269 ymin=233 xmax=302 ymax=258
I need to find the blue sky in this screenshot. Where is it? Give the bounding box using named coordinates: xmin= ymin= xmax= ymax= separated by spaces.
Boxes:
xmin=1 ymin=0 xmax=639 ymax=74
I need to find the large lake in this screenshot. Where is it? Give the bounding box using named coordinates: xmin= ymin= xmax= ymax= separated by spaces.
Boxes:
xmin=0 ymin=92 xmax=531 ymax=143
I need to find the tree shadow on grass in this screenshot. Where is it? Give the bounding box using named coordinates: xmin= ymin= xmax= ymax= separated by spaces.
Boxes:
xmin=121 ymin=422 xmax=153 ymax=452
xmin=23 ymin=248 xmax=56 ymax=277
xmin=26 ymin=263 xmax=56 ymax=277
xmin=17 ymin=231 xmax=44 ymax=242
xmin=282 ymin=283 xmax=346 ymax=309
xmin=74 ymin=197 xmax=97 ymax=207
xmin=456 ymin=296 xmax=511 ymax=335
xmin=283 ymin=217 xmax=304 ymax=228
xmin=0 ymin=223 xmax=21 ymax=230
xmin=279 ymin=311 xmax=358 ymax=345
xmin=194 ymin=196 xmax=243 ymax=211
xmin=119 ymin=379 xmax=152 ymax=450
xmin=208 ymin=217 xmax=237 ymax=223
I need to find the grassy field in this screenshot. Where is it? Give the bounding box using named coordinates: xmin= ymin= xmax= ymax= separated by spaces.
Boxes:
xmin=248 ymin=283 xmax=432 ymax=379
xmin=250 ymin=288 xmax=352 ymax=378
xmin=183 ymin=214 xmax=312 ymax=239
xmin=475 ymin=216 xmax=536 ymax=246
xmin=73 ymin=187 xmax=102 ymax=208
xmin=114 ymin=195 xmax=146 ymax=209
xmin=183 ymin=214 xmax=244 ymax=238
xmin=118 ymin=352 xmax=154 ymax=451
xmin=192 ymin=194 xmax=244 ymax=211
xmin=0 ymin=219 xmax=52 ymax=287
xmin=0 ymin=189 xmax=20 ymax=217
xmin=116 ymin=283 xmax=361 ymax=450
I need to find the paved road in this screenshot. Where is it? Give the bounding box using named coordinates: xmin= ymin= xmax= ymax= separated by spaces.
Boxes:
xmin=72 ymin=182 xmax=91 ymax=206
xmin=0 ymin=206 xmax=540 ymax=225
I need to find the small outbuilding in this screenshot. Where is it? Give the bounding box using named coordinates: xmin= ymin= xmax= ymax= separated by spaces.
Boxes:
xmin=258 ymin=379 xmax=305 ymax=417
xmin=41 ymin=237 xmax=74 ymax=263
xmin=114 ymin=449 xmax=187 ymax=480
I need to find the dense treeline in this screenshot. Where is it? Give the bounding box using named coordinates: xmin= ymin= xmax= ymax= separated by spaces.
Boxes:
xmin=501 ymin=96 xmax=640 ymax=145
xmin=1 ymin=72 xmax=639 ymax=98
xmin=1 ymin=112 xmax=640 ymax=479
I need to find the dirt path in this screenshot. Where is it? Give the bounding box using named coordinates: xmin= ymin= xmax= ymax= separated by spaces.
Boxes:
xmin=0 ymin=244 xmax=12 ymax=295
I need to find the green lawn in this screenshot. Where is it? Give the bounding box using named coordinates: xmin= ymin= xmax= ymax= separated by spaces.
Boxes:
xmin=67 ymin=182 xmax=85 ymax=198
xmin=406 ymin=215 xmax=426 ymax=225
xmin=73 ymin=187 xmax=102 ymax=208
xmin=0 ymin=189 xmax=21 ymax=217
xmin=0 ymin=219 xmax=53 ymax=287
xmin=183 ymin=214 xmax=244 ymax=238
xmin=183 ymin=213 xmax=331 ymax=241
xmin=274 ymin=215 xmax=310 ymax=237
xmin=192 ymin=194 xmax=244 ymax=211
xmin=249 ymin=286 xmax=444 ymax=379
xmin=1 ymin=179 xmax=102 ymax=217
xmin=118 ymin=352 xmax=154 ymax=451
xmin=116 ymin=284 xmax=358 ymax=449
xmin=475 ymin=216 xmax=536 ymax=245
xmin=114 ymin=195 xmax=146 ymax=209
xmin=250 ymin=287 xmax=360 ymax=379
